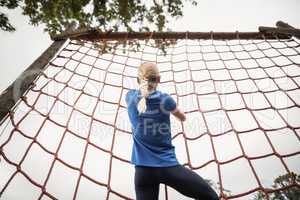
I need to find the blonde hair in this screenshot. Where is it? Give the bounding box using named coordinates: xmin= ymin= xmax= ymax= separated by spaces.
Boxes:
xmin=137 ymin=62 xmax=160 ymax=114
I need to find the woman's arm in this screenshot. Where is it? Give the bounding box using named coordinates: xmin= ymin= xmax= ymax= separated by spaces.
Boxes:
xmin=171 ymin=108 xmax=186 ymax=122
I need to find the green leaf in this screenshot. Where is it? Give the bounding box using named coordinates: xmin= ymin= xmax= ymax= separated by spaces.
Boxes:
xmin=1 ymin=0 xmax=198 ymax=34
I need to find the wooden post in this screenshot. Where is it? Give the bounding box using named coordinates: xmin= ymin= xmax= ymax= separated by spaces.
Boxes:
xmin=0 ymin=23 xmax=78 ymax=123
xmin=259 ymin=21 xmax=300 ymax=40
xmin=0 ymin=39 xmax=67 ymax=123
xmin=276 ymin=21 xmax=295 ymax=29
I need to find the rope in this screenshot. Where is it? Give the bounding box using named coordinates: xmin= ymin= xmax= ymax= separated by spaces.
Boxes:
xmin=0 ymin=36 xmax=300 ymax=199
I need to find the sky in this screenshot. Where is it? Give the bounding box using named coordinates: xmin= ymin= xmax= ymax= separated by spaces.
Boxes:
xmin=0 ymin=0 xmax=300 ymax=200
xmin=0 ymin=0 xmax=300 ymax=92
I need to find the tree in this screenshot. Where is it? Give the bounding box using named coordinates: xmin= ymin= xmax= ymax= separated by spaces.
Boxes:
xmin=0 ymin=0 xmax=21 ymax=31
xmin=252 ymin=172 xmax=300 ymax=200
xmin=0 ymin=0 xmax=197 ymax=35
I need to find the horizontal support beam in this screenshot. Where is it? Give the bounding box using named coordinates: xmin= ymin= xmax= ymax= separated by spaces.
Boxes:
xmin=52 ymin=30 xmax=290 ymax=41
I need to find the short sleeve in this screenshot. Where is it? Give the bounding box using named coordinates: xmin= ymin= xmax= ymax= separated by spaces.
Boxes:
xmin=162 ymin=94 xmax=177 ymax=112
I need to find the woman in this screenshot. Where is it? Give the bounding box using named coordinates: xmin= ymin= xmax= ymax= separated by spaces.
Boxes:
xmin=125 ymin=62 xmax=219 ymax=200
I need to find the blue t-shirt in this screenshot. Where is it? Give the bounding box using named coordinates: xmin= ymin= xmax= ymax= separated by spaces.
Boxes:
xmin=125 ymin=89 xmax=180 ymax=167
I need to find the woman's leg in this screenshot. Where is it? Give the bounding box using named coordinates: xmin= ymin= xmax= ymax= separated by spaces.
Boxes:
xmin=134 ymin=166 xmax=160 ymax=200
xmin=158 ymin=165 xmax=219 ymax=200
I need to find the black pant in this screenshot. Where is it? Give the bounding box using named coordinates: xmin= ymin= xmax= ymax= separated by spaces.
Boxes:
xmin=134 ymin=164 xmax=219 ymax=200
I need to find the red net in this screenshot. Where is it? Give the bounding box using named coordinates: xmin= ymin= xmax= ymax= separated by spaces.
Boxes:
xmin=0 ymin=35 xmax=300 ymax=200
